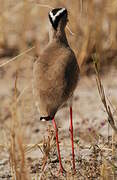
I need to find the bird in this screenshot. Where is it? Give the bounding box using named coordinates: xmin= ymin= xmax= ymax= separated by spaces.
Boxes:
xmin=33 ymin=7 xmax=80 ymax=174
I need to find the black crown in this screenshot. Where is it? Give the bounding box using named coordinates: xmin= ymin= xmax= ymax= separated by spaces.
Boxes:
xmin=49 ymin=8 xmax=68 ymax=30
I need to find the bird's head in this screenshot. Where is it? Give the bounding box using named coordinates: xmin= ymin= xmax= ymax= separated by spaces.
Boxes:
xmin=48 ymin=8 xmax=68 ymax=31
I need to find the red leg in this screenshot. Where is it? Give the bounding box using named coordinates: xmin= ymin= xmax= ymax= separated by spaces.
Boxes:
xmin=69 ymin=106 xmax=76 ymax=173
xmin=52 ymin=118 xmax=65 ymax=174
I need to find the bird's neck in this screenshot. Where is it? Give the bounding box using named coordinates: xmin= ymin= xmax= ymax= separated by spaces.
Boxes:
xmin=49 ymin=27 xmax=69 ymax=45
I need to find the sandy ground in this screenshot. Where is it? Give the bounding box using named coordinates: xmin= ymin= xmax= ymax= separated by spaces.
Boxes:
xmin=0 ymin=57 xmax=117 ymax=179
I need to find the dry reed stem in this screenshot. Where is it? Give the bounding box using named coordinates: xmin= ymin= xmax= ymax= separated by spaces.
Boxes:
xmin=0 ymin=46 xmax=35 ymax=68
xmin=24 ymin=143 xmax=43 ymax=154
xmin=112 ymin=130 xmax=117 ymax=158
xmin=34 ymin=2 xmax=53 ymax=9
xmin=10 ymin=71 xmax=20 ymax=180
xmin=92 ymin=54 xmax=117 ymax=134
xmin=93 ymin=54 xmax=117 ymax=179
xmin=100 ymin=159 xmax=109 ymax=180
xmin=39 ymin=127 xmax=56 ymax=178
xmin=9 ymin=71 xmax=30 ymax=180
xmin=16 ymin=84 xmax=31 ymax=104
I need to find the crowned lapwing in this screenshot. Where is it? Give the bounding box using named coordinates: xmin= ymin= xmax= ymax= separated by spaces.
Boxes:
xmin=34 ymin=7 xmax=80 ymax=174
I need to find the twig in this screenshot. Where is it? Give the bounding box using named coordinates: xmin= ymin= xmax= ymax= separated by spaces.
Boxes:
xmin=66 ymin=25 xmax=76 ymax=36
xmin=0 ymin=46 xmax=35 ymax=68
xmin=35 ymin=3 xmax=53 ymax=9
xmin=16 ymin=84 xmax=31 ymax=104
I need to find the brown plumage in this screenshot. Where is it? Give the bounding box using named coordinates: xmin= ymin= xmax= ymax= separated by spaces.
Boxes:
xmin=34 ymin=8 xmax=80 ymax=120
xmin=33 ymin=8 xmax=80 ymax=173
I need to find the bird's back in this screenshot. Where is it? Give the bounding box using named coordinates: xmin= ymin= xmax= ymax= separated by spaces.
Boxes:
xmin=34 ymin=41 xmax=79 ymax=119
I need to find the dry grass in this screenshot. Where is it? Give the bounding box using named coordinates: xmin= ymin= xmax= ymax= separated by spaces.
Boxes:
xmin=0 ymin=0 xmax=117 ymax=179
xmin=93 ymin=54 xmax=117 ymax=180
